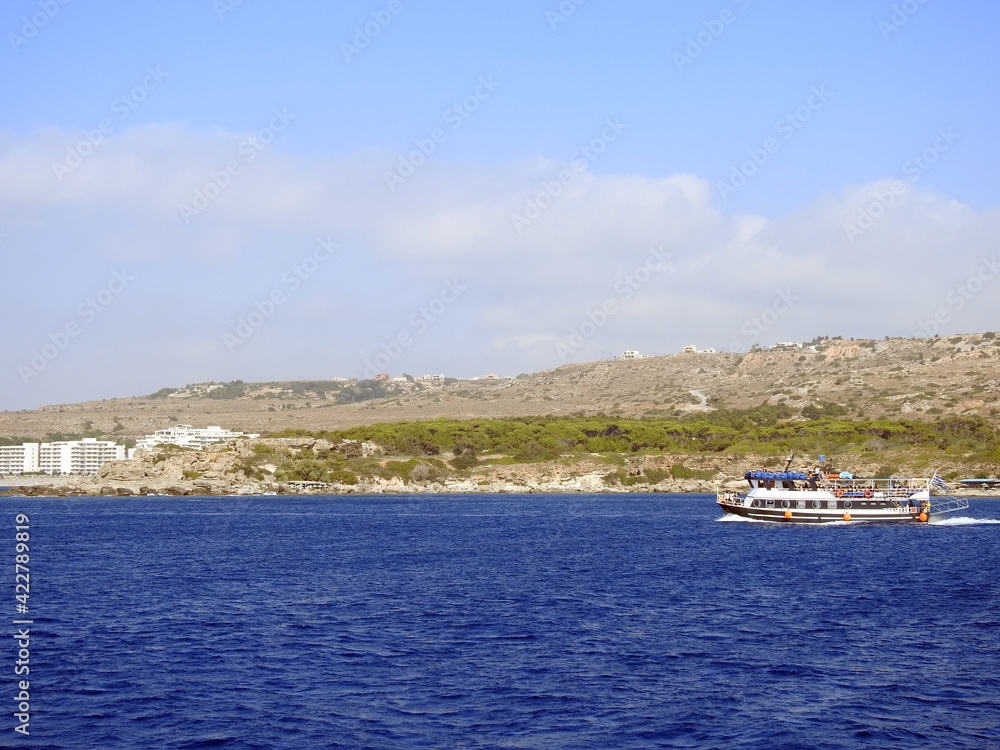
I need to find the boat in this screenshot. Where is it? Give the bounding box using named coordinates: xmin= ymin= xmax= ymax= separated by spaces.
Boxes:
xmin=717 ymin=468 xmax=969 ymax=524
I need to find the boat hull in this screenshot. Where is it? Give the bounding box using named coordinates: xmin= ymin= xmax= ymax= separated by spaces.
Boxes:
xmin=719 ymin=501 xmax=924 ymax=524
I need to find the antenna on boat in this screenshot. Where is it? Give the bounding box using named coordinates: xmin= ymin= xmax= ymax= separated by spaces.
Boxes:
xmin=783 ymin=452 xmax=796 ymax=472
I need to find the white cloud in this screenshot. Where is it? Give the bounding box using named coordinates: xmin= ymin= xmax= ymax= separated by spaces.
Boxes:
xmin=1 ymin=125 xmax=998 ymax=408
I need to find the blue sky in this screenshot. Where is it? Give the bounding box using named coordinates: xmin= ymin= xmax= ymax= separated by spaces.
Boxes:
xmin=2 ymin=0 xmax=999 ymax=410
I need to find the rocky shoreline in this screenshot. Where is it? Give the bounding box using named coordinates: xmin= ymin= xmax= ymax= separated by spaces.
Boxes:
xmin=2 ymin=437 xmax=997 ymax=498
xmin=4 ymin=479 xmax=996 ymax=498
xmin=4 ymin=478 xmax=996 ymax=498
xmin=0 ymin=471 xmax=724 ymax=497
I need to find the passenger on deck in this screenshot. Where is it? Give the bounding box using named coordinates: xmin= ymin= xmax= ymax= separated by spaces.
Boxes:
xmin=808 ymin=467 xmax=821 ymax=490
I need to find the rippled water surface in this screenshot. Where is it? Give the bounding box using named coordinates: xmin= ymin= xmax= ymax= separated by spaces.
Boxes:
xmin=6 ymin=494 xmax=1000 ymax=749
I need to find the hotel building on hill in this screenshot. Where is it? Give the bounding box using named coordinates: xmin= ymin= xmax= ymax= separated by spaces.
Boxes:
xmin=133 ymin=425 xmax=259 ymax=453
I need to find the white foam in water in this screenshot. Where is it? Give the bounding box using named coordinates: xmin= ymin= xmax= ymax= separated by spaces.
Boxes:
xmin=717 ymin=514 xmax=1000 ymax=526
xmin=929 ymin=516 xmax=1000 ymax=526
xmin=716 ymin=515 xmax=852 ymax=525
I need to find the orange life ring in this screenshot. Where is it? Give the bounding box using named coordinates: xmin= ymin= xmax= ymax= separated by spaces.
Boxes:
xmin=864 ymin=490 xmax=872 ymax=498
xmin=835 ymin=490 xmax=844 ymax=497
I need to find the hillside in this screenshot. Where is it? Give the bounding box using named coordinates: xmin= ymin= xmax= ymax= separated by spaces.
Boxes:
xmin=2 ymin=333 xmax=999 ymax=443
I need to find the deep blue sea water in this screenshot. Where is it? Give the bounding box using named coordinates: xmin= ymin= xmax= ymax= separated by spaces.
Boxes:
xmin=2 ymin=493 xmax=999 ymax=750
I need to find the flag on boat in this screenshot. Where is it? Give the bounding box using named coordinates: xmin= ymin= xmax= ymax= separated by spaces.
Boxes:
xmin=930 ymin=472 xmax=950 ymax=491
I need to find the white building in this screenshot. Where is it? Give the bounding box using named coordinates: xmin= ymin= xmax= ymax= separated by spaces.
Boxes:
xmin=415 ymin=374 xmax=445 ymax=385
xmin=3 ymin=439 xmax=129 ymax=476
xmin=37 ymin=439 xmax=126 ymax=475
xmin=0 ymin=443 xmax=40 ymax=475
xmin=621 ymin=350 xmax=648 ymax=360
xmin=134 ymin=425 xmax=259 ymax=453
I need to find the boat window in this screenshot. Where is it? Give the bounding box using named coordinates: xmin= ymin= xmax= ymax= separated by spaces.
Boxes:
xmin=827 ymin=500 xmax=837 ymax=509
xmin=796 ymin=500 xmax=806 ymax=509
xmin=765 ymin=499 xmax=775 ymax=508
xmin=812 ymin=500 xmax=822 ymax=509
xmin=843 ymin=500 xmax=852 ymax=509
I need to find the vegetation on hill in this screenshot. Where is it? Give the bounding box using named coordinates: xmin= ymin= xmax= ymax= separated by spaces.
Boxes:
xmin=263 ymin=410 xmax=1000 ymax=484
xmin=147 ymin=378 xmax=423 ymax=405
xmin=272 ymin=412 xmax=998 ymax=457
xmin=203 ymin=380 xmax=247 ymax=399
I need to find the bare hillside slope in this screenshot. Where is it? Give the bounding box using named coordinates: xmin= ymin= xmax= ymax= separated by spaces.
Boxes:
xmin=2 ymin=333 xmax=998 ymax=441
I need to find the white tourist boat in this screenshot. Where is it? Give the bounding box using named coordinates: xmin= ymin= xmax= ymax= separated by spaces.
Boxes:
xmin=717 ymin=469 xmax=969 ymax=524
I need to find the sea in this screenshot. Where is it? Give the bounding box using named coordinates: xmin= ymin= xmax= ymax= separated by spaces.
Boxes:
xmin=3 ymin=493 xmax=999 ymax=750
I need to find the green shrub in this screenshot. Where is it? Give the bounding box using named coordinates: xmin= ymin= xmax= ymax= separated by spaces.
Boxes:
xmin=327 ymin=469 xmax=358 ymax=485
xmin=602 ymin=470 xmax=646 ymax=487
xmin=670 ymin=464 xmax=716 ymax=480
xmin=451 ymin=454 xmax=479 ymax=470
xmin=643 ymin=468 xmax=670 ymax=484
xmin=204 ymin=380 xmax=247 ymax=399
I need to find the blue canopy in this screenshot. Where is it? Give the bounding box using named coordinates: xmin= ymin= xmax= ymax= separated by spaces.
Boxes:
xmin=746 ymin=471 xmax=807 ymax=480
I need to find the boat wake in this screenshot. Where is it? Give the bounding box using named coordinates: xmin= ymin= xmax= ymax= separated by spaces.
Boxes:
xmin=716 ymin=515 xmax=852 ymax=526
xmin=930 ymin=516 xmax=1000 ymax=526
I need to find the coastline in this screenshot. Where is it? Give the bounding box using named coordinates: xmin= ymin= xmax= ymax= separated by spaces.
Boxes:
xmin=3 ymin=471 xmax=997 ymax=498
xmin=3 ymin=436 xmax=997 ymax=499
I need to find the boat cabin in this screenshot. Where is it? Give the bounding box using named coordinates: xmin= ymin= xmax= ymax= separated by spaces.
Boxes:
xmin=744 ymin=470 xmax=809 ymax=490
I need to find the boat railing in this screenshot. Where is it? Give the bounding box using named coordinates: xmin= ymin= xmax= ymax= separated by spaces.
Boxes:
xmin=743 ymin=471 xmax=931 ymax=496
xmin=716 ymin=491 xmax=741 ymax=505
xmin=815 ymin=477 xmax=927 ymax=498
xmin=928 ymin=494 xmax=970 ymax=515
